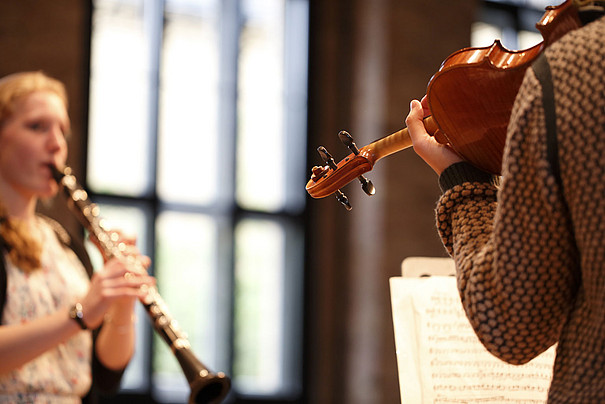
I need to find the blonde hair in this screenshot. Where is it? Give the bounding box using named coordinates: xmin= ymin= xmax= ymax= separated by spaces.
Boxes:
xmin=0 ymin=71 xmax=68 ymax=272
xmin=0 ymin=206 xmax=42 ymax=273
xmin=0 ymin=71 xmax=68 ymax=128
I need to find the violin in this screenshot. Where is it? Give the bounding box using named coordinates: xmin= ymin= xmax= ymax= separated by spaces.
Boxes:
xmin=306 ymin=0 xmax=583 ymax=210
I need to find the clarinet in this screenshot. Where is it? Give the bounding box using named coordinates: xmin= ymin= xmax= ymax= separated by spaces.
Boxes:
xmin=51 ymin=166 xmax=231 ymax=404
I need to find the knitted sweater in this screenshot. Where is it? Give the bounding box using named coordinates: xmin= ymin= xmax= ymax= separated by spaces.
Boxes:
xmin=435 ymin=15 xmax=604 ymax=403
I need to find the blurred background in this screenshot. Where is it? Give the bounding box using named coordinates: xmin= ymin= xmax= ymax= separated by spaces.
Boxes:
xmin=0 ymin=0 xmax=558 ymax=402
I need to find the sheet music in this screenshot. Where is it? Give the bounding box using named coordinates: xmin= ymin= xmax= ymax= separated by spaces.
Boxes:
xmin=391 ymin=276 xmax=555 ymax=404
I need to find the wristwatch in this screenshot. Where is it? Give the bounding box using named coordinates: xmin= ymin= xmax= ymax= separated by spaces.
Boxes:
xmin=69 ymin=302 xmax=88 ymax=330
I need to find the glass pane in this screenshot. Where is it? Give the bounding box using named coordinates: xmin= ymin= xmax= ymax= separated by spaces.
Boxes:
xmin=471 ymin=21 xmax=503 ymax=48
xmin=88 ymin=0 xmax=156 ymax=196
xmin=83 ymin=202 xmax=151 ymax=392
xmin=233 ymin=219 xmax=287 ymax=394
xmin=236 ymin=0 xmax=285 ymax=211
xmin=152 ymin=211 xmax=221 ymax=402
xmin=157 ymin=0 xmax=221 ymax=205
xmin=281 ymin=0 xmax=309 ymax=213
xmin=473 ymin=6 xmax=519 ymax=49
xmin=487 ymin=0 xmax=563 ymax=8
xmin=518 ymin=30 xmax=543 ymax=49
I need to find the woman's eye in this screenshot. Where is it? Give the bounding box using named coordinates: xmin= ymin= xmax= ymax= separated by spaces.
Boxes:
xmin=27 ymin=121 xmax=47 ymax=132
xmin=25 ymin=120 xmax=70 ymax=139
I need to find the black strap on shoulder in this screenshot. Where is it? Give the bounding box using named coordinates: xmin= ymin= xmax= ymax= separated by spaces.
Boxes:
xmin=39 ymin=215 xmax=93 ymax=277
xmin=0 ymin=218 xmax=93 ymax=323
xmin=532 ymin=52 xmax=581 ymax=267
xmin=532 ymin=52 xmax=562 ymax=190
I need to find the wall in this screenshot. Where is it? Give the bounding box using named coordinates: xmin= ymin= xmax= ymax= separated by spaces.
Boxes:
xmin=306 ymin=0 xmax=476 ymax=402
xmin=0 ymin=0 xmax=91 ymax=235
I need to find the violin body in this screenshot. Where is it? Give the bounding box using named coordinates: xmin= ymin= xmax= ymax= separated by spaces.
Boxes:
xmin=427 ymin=0 xmax=581 ymax=174
xmin=306 ymin=0 xmax=582 ymax=204
xmin=426 ymin=41 xmax=544 ymax=174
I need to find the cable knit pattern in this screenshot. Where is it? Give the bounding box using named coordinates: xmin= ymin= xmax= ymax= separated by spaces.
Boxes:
xmin=435 ymin=15 xmax=604 ymax=403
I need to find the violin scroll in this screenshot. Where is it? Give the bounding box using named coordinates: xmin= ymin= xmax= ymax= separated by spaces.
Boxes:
xmin=308 ymin=132 xmax=377 ymax=210
xmin=306 ymin=116 xmax=438 ymax=210
xmin=337 ymin=131 xmax=376 ymax=197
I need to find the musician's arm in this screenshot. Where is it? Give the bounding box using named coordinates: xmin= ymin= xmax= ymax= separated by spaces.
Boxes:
xmin=434 ymin=71 xmax=577 ymax=365
xmin=94 ymin=298 xmax=137 ymax=370
xmin=0 ymin=309 xmax=87 ymax=374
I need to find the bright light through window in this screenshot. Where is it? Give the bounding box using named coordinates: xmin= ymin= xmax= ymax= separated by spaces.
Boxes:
xmin=88 ymin=0 xmax=154 ymax=197
xmin=157 ymin=2 xmax=221 ymax=205
xmin=233 ymin=219 xmax=286 ymax=393
xmin=87 ymin=0 xmax=308 ymax=401
xmin=237 ymin=0 xmax=285 ymax=211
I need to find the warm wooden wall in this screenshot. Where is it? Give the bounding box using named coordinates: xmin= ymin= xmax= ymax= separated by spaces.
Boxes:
xmin=0 ymin=0 xmax=90 ymax=235
xmin=306 ymin=0 xmax=476 ymax=402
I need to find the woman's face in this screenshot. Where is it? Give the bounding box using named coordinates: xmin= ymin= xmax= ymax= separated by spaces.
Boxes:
xmin=0 ymin=90 xmax=69 ymax=200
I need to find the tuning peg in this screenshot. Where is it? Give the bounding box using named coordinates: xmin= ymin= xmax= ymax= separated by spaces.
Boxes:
xmin=358 ymin=176 xmax=375 ymax=196
xmin=317 ymin=146 xmax=338 ymax=171
xmin=335 ymin=189 xmax=352 ymax=211
xmin=315 ymin=146 xmax=352 ymax=210
xmin=338 ymin=131 xmax=360 ymax=155
xmin=337 ymin=131 xmax=376 ymax=196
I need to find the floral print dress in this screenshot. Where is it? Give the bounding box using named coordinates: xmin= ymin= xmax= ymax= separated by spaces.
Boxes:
xmin=0 ymin=217 xmax=92 ymax=403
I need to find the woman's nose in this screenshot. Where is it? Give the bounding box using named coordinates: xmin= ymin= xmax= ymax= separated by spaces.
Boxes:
xmin=47 ymin=125 xmax=67 ymax=152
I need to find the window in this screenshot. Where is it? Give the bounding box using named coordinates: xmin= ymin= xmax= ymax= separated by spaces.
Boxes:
xmin=473 ymin=0 xmax=562 ymax=49
xmin=87 ymin=0 xmax=308 ymax=401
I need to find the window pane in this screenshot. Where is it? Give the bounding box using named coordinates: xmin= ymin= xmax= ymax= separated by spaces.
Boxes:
xmin=152 ymin=211 xmax=223 ymax=401
xmin=157 ymin=1 xmax=221 ymax=205
xmin=471 ymin=21 xmax=503 ymax=48
xmin=518 ymin=29 xmax=543 ymax=49
xmin=236 ymin=0 xmax=285 ymax=211
xmin=281 ymin=0 xmax=309 ymax=213
xmin=474 ymin=1 xmax=556 ymax=50
xmin=233 ymin=219 xmax=291 ymax=394
xmin=88 ymin=0 xmax=157 ymax=196
xmin=486 ymin=0 xmax=561 ymax=7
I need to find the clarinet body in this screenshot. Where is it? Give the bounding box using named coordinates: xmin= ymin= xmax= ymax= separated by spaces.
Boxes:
xmin=51 ymin=166 xmax=231 ymax=404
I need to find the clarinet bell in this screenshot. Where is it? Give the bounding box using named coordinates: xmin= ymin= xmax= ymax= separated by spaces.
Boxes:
xmin=175 ymin=346 xmax=231 ymax=404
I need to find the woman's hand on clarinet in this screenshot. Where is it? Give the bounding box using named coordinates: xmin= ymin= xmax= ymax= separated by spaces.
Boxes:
xmin=78 ymin=232 xmax=155 ymax=330
xmin=406 ymin=97 xmax=463 ymax=175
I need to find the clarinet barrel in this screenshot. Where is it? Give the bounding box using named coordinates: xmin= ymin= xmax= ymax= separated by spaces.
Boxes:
xmin=51 ymin=166 xmax=231 ymax=404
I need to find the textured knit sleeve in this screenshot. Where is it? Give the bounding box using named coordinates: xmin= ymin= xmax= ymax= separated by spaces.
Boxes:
xmin=435 ymin=67 xmax=580 ymax=365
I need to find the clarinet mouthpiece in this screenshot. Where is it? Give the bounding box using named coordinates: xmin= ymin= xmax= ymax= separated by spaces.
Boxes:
xmin=49 ymin=165 xmax=65 ymax=183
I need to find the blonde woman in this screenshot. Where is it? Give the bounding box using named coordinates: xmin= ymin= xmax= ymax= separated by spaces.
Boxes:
xmin=0 ymin=71 xmax=155 ymax=403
